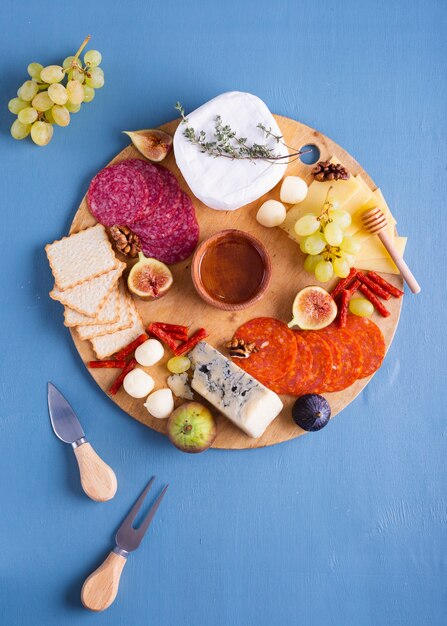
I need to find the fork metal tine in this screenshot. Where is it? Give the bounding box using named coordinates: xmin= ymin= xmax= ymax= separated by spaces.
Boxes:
xmin=137 ymin=484 xmax=169 ymax=538
xmin=119 ymin=476 xmax=155 ymax=530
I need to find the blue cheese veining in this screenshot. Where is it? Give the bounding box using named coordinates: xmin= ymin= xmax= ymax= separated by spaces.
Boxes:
xmin=189 ymin=342 xmax=283 ymax=438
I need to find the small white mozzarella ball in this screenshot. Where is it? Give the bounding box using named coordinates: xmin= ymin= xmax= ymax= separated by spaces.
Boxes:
xmin=144 ymin=389 xmax=174 ymax=419
xmin=280 ymin=176 xmax=308 ymax=204
xmin=123 ymin=369 xmax=155 ymax=398
xmin=256 ymin=200 xmax=286 ymax=228
xmin=135 ymin=339 xmax=164 ymax=366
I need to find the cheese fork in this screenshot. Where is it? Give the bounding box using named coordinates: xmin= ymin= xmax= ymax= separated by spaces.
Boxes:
xmin=81 ymin=477 xmax=168 ymax=611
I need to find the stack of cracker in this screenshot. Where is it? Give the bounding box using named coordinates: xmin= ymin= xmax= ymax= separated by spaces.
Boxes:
xmin=46 ymin=224 xmax=145 ymax=360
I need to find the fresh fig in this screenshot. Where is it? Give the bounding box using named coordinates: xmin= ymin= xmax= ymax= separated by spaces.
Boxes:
xmin=123 ymin=129 xmax=173 ymax=162
xmin=127 ymin=252 xmax=173 ymax=300
xmin=167 ymin=402 xmax=217 ymax=453
xmin=288 ymin=286 xmax=337 ymax=330
xmin=292 ymin=394 xmax=331 ymax=432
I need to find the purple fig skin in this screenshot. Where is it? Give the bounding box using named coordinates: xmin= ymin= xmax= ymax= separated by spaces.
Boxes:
xmin=292 ymin=394 xmax=331 ymax=431
xmin=125 ymin=129 xmax=173 ymax=162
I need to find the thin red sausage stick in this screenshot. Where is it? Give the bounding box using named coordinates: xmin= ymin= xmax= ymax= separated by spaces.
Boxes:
xmin=359 ymin=284 xmax=390 ymax=317
xmin=147 ymin=324 xmax=179 ymax=352
xmin=114 ymin=334 xmax=148 ymax=361
xmin=367 ymin=271 xmax=404 ymax=298
xmin=357 ymin=271 xmax=391 ymax=300
xmin=174 ymin=328 xmax=209 ymax=356
xmin=151 ymin=322 xmax=189 ymax=335
xmin=109 ymin=358 xmax=137 ymax=395
xmin=338 ymin=290 xmax=350 ymax=328
xmin=89 ymin=360 xmax=127 ymax=368
xmin=331 ymin=268 xmax=357 ymax=300
xmin=345 ymin=278 xmax=362 ymax=299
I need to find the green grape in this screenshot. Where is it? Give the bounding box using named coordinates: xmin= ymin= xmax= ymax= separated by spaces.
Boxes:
xmin=294 ymin=214 xmax=319 ymax=237
xmin=304 ymin=253 xmax=323 ymax=273
xmin=8 ymin=97 xmax=28 ymax=114
xmin=48 ymin=83 xmax=68 ymax=105
xmin=333 ymin=257 xmax=350 ymax=278
xmin=67 ymin=67 xmax=85 ymax=83
xmin=167 ymin=356 xmax=191 ymax=374
xmin=36 ymin=81 xmax=50 ymax=91
xmin=324 ymin=222 xmax=343 ymax=246
xmin=66 ymin=80 xmax=85 ymax=104
xmin=349 ymin=297 xmax=374 ymax=318
xmin=302 ymin=233 xmax=326 ymax=255
xmin=51 ymin=105 xmax=70 ymax=127
xmin=84 ymin=50 xmax=102 ymax=67
xmin=340 ymin=236 xmax=361 ymax=254
xmin=45 ymin=109 xmax=55 ymax=124
xmin=11 ymin=119 xmax=31 ymax=140
xmin=63 ymin=56 xmax=75 ymax=69
xmin=32 ymin=91 xmax=54 ymax=112
xmin=17 ymin=80 xmax=39 ymax=101
xmin=27 ymin=62 xmax=43 ymax=80
xmin=314 ymin=260 xmax=334 ymax=283
xmin=329 ymin=209 xmax=351 ymax=229
xmin=339 ymin=250 xmax=356 ymax=266
xmin=85 ymin=67 xmax=104 ymax=88
xmin=83 ymin=84 xmax=95 ymax=102
xmin=18 ymin=107 xmax=38 ymax=124
xmin=40 ymin=65 xmax=64 ymax=84
xmin=65 ymin=101 xmax=81 ymax=113
xmin=31 ymin=121 xmax=53 ymax=146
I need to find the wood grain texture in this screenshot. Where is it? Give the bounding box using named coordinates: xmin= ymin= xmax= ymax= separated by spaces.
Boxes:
xmin=73 ymin=442 xmax=117 ymax=502
xmin=81 ymin=551 xmax=127 ymax=611
xmin=69 ymin=116 xmax=403 ymax=449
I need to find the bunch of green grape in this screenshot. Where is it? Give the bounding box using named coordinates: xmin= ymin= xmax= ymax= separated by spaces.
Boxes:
xmin=294 ymin=195 xmax=361 ymax=282
xmin=8 ymin=36 xmax=104 ymax=147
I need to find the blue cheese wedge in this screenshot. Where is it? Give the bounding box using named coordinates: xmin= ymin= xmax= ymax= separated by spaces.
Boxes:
xmin=167 ymin=373 xmax=194 ymax=400
xmin=173 ymin=92 xmax=288 ymax=211
xmin=189 ymin=342 xmax=283 ymax=438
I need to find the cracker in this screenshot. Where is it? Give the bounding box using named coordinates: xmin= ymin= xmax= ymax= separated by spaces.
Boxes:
xmin=64 ymin=285 xmax=120 ymax=328
xmin=76 ymin=281 xmax=132 ymax=340
xmin=50 ymin=263 xmax=125 ymax=317
xmin=46 ymin=224 xmax=118 ymax=290
xmin=90 ymin=300 xmax=145 ymax=360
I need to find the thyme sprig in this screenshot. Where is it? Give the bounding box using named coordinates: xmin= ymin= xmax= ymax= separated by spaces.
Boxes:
xmin=175 ymin=102 xmax=309 ymax=163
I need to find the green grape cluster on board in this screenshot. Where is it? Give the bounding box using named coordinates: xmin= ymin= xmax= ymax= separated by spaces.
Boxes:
xmin=295 ymin=188 xmax=361 ymax=282
xmin=8 ymin=36 xmax=104 ymax=146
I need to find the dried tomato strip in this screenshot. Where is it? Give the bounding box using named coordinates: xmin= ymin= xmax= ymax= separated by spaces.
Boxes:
xmin=359 ymin=283 xmax=390 ymax=317
xmin=109 ymin=358 xmax=137 ymax=395
xmin=89 ymin=360 xmax=127 ymax=369
xmin=174 ymin=328 xmax=209 ymax=356
xmin=114 ymin=334 xmax=148 ymax=361
xmin=338 ymin=290 xmax=350 ymax=328
xmin=331 ymin=268 xmax=357 ymax=300
xmin=367 ymin=271 xmax=404 ymax=298
xmin=357 ymin=271 xmax=391 ymax=300
xmin=147 ymin=323 xmax=179 ymax=351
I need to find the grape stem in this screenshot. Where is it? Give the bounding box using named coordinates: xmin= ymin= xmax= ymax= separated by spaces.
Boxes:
xmin=73 ymin=35 xmax=91 ymax=65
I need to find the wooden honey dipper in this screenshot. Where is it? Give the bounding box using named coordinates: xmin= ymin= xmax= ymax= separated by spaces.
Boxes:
xmin=361 ymin=207 xmax=421 ymax=294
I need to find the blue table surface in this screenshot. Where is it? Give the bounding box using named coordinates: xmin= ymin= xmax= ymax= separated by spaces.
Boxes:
xmin=1 ymin=1 xmax=445 ymax=624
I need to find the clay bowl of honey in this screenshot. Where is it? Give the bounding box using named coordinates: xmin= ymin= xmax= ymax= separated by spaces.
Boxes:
xmin=191 ymin=229 xmax=272 ymax=310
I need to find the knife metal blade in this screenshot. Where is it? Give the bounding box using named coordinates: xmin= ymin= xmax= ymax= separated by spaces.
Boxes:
xmin=47 ymin=382 xmax=85 ymax=445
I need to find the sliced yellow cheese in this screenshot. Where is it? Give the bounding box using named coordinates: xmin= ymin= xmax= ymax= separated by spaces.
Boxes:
xmin=345 ymin=179 xmax=396 ymax=241
xmin=352 ymin=234 xmax=407 ymax=261
xmin=354 ymin=257 xmax=400 ymax=275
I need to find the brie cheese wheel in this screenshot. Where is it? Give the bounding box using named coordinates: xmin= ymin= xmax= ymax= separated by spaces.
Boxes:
xmin=174 ymin=92 xmax=288 ymax=211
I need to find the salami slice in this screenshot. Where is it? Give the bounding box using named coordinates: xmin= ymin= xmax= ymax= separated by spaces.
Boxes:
xmin=319 ymin=327 xmax=363 ymax=392
xmin=122 ymin=159 xmax=163 ymax=217
xmin=234 ymin=317 xmax=297 ymax=384
xmin=345 ymin=316 xmax=385 ymax=378
xmin=87 ymin=162 xmax=149 ymax=227
xmin=269 ymin=333 xmax=313 ymax=395
xmin=300 ymin=331 xmax=334 ymax=394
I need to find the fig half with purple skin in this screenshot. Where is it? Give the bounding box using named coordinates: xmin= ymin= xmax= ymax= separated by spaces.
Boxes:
xmin=123 ymin=129 xmax=173 ymax=162
xmin=288 ymin=286 xmax=337 ymax=330
xmin=127 ymin=252 xmax=173 ymax=300
xmin=292 ymin=394 xmax=331 ymax=432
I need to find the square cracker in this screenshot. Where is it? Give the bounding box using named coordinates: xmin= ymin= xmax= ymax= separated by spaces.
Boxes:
xmin=90 ymin=301 xmax=145 ymax=360
xmin=46 ymin=224 xmax=118 ymax=290
xmin=76 ymin=281 xmax=132 ymax=341
xmin=50 ymin=263 xmax=125 ymax=317
xmin=64 ymin=285 xmax=120 ymax=328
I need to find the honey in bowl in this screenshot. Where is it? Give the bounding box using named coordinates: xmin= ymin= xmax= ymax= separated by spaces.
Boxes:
xmin=192 ymin=229 xmax=271 ymax=310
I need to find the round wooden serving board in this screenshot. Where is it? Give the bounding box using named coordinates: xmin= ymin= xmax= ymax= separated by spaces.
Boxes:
xmin=70 ymin=115 xmax=403 ymax=449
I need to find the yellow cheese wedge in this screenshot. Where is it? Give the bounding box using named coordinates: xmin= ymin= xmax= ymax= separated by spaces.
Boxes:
xmin=354 ymin=257 xmax=401 ymax=275
xmin=353 ymin=234 xmax=407 ymax=261
xmin=345 ymin=179 xmax=396 ymax=241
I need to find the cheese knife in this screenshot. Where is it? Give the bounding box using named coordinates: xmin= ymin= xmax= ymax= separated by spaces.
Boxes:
xmin=47 ymin=382 xmax=117 ymax=502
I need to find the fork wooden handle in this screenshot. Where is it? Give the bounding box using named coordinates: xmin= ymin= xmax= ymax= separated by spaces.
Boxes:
xmin=81 ymin=551 xmax=127 ymax=611
xmin=378 ymin=231 xmax=421 ymax=294
xmin=73 ymin=442 xmax=117 ymax=502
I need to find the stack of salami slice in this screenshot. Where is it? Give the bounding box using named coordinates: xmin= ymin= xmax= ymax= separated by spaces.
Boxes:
xmin=87 ymin=158 xmax=199 ymax=265
xmin=234 ymin=316 xmax=386 ymax=395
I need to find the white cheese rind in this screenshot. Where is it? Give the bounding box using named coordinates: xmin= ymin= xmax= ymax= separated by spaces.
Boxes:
xmin=173 ymin=92 xmax=288 ymax=211
xmin=189 ymin=342 xmax=283 ymax=438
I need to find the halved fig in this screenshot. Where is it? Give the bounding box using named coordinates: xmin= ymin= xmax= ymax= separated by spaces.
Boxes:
xmin=123 ymin=129 xmax=173 ymax=162
xmin=127 ymin=252 xmax=173 ymax=300
xmin=289 ymin=286 xmax=337 ymax=330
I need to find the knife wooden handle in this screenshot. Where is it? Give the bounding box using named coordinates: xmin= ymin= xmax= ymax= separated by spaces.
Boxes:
xmin=81 ymin=551 xmax=127 ymax=611
xmin=73 ymin=442 xmax=117 ymax=502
